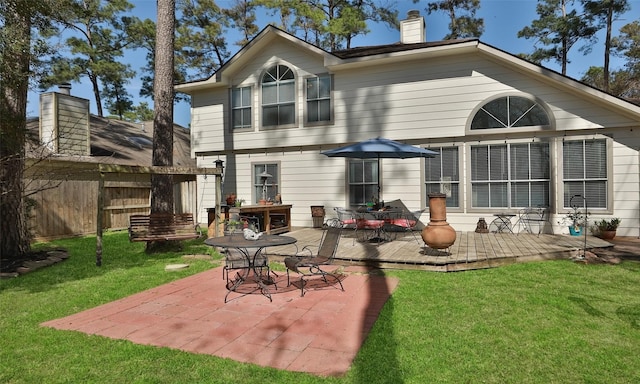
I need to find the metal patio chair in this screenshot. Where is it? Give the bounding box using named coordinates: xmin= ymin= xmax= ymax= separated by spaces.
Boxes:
xmin=388 ymin=208 xmax=426 ymax=243
xmin=516 ymin=207 xmax=551 ymax=236
xmin=284 ymin=224 xmax=344 ymax=296
xmin=355 ymin=211 xmax=388 ymax=243
xmin=222 ymin=248 xmax=269 ymax=284
xmin=334 ymin=207 xmax=358 ymax=244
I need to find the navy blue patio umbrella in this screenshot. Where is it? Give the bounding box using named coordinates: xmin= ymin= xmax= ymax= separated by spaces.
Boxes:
xmin=321 ymin=137 xmax=438 ymax=203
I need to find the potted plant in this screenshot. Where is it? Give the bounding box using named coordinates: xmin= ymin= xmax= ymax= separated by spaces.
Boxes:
xmin=593 ymin=218 xmax=620 ymax=240
xmin=234 ymin=198 xmax=245 ymax=207
xmin=224 ymin=219 xmax=244 ymax=238
xmin=225 ymin=193 xmax=236 ymax=206
xmin=558 ymin=206 xmax=588 ymax=236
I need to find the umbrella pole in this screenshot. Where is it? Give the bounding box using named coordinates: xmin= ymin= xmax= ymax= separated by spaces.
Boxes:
xmin=377 ymin=157 xmax=381 ymax=206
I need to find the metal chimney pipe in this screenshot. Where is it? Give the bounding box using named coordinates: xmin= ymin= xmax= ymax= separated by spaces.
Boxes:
xmin=58 ymin=83 xmax=72 ymax=95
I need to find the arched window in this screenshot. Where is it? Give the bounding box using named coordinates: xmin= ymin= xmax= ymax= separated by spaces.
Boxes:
xmin=471 ymin=95 xmax=550 ymax=130
xmin=262 ymin=65 xmax=295 ymax=126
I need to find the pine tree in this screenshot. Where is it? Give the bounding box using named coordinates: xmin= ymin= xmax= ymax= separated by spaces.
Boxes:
xmin=582 ymin=0 xmax=630 ymax=91
xmin=517 ymin=0 xmax=598 ymax=75
xmin=259 ymin=0 xmax=398 ymax=51
xmin=420 ymin=0 xmax=484 ymax=39
xmin=39 ymin=0 xmax=138 ymax=117
xmin=151 ymin=0 xmax=175 ymax=216
xmin=0 ymin=0 xmax=63 ymax=261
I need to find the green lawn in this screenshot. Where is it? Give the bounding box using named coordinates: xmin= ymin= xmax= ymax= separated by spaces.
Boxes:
xmin=1 ymin=231 xmax=639 ymax=383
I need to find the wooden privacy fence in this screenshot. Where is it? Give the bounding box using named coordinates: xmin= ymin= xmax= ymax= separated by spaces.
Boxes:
xmin=25 ymin=161 xmax=217 ymax=244
xmin=27 ymin=178 xmax=197 ymax=240
xmin=26 ymin=160 xmax=223 ymax=266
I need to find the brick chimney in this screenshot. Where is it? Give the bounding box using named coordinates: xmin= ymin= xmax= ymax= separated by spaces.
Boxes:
xmin=400 ymin=10 xmax=425 ymax=44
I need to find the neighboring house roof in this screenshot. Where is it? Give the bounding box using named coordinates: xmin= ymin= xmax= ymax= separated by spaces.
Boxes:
xmin=175 ymin=25 xmax=640 ymax=120
xmin=26 ymin=115 xmax=195 ymax=168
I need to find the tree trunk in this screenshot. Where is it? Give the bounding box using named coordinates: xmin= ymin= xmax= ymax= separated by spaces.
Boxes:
xmin=603 ymin=5 xmax=613 ymax=92
xmin=151 ymin=0 xmax=175 ymax=215
xmin=89 ymin=71 xmax=104 ymax=118
xmin=0 ymin=4 xmax=32 ymax=261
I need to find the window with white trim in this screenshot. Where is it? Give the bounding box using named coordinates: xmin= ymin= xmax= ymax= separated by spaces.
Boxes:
xmin=253 ymin=163 xmax=279 ymax=204
xmin=348 ymin=159 xmax=378 ymax=207
xmin=231 ymin=86 xmax=251 ymax=129
xmin=562 ymin=139 xmax=607 ymax=209
xmin=306 ymin=74 xmax=331 ymax=123
xmin=425 ymin=147 xmax=460 ymax=208
xmin=471 ymin=142 xmax=550 ymax=208
xmin=471 ymin=96 xmax=550 ymax=129
xmin=262 ymin=65 xmax=295 ymax=127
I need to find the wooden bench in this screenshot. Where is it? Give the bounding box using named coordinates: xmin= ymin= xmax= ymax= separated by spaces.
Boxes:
xmin=129 ymin=213 xmax=201 ymax=242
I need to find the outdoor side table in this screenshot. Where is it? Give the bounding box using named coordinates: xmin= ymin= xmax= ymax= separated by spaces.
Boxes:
xmin=491 ymin=213 xmax=516 ymax=233
xmin=205 ymin=234 xmax=297 ymax=302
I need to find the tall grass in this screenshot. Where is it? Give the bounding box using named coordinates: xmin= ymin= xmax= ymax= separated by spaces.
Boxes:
xmin=1 ymin=230 xmax=639 ymax=383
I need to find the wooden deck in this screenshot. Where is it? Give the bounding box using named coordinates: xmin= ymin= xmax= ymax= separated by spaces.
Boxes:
xmin=265 ymin=227 xmax=614 ymax=272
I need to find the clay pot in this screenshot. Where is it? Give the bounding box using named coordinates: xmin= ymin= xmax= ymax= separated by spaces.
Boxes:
xmin=421 ymin=193 xmax=457 ymax=249
xmin=598 ymin=230 xmax=616 ymax=240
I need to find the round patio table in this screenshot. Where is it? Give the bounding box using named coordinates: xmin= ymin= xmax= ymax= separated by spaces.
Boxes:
xmin=205 ymin=235 xmax=297 ymax=302
xmin=356 ymin=209 xmax=401 ymax=243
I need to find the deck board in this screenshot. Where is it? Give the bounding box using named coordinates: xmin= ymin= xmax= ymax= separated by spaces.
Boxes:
xmin=256 ymin=228 xmax=613 ymax=272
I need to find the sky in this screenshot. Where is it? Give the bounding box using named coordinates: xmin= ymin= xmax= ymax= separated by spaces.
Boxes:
xmin=26 ymin=0 xmax=640 ymax=128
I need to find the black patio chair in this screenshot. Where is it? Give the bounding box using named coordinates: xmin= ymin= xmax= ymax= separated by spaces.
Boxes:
xmin=222 ymin=248 xmax=269 ymax=284
xmin=334 ymin=207 xmax=358 ymax=244
xmin=388 ymin=208 xmax=426 ymax=243
xmin=284 ymin=224 xmax=344 ymax=296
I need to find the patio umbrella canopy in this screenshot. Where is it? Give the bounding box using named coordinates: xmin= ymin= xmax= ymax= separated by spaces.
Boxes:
xmin=322 ymin=137 xmax=438 ymax=202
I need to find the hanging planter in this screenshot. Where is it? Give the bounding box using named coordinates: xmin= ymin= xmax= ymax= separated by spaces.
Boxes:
xmin=559 ymin=205 xmax=588 ymax=237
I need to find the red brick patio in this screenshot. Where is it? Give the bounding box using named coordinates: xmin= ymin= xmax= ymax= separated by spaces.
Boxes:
xmin=41 ymin=265 xmax=398 ymax=377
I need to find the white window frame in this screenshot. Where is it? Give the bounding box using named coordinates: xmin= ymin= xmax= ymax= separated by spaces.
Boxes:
xmin=305 ymin=73 xmax=333 ymax=125
xmin=559 ymin=137 xmax=611 ymax=212
xmin=252 ymin=162 xmax=280 ymax=204
xmin=348 ymin=159 xmax=379 ymax=208
xmin=467 ymin=93 xmax=554 ymax=134
xmin=231 ymin=86 xmax=252 ymax=131
xmin=468 ymin=141 xmax=551 ymax=210
xmin=261 ymin=64 xmax=296 ymax=129
xmin=424 ymin=146 xmax=461 ymax=209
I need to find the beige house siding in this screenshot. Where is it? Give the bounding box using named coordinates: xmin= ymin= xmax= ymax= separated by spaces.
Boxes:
xmin=190 ymin=48 xmax=640 ymax=153
xmin=182 ymin=28 xmax=640 ymax=237
xmin=610 ymin=131 xmax=640 ymax=236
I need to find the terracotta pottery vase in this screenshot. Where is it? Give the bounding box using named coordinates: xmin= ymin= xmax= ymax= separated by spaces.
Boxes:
xmin=598 ymin=230 xmax=616 ymax=240
xmin=421 ymin=193 xmax=457 ymax=249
